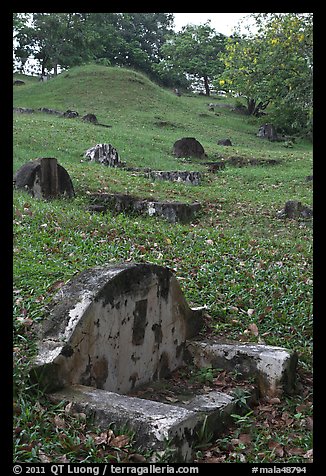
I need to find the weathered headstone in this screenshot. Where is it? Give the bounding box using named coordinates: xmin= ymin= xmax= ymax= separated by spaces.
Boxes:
xmin=31 ymin=263 xmax=204 ymax=393
xmin=257 ymin=123 xmax=278 ymax=141
xmin=13 ymin=158 xmax=75 ymax=199
xmin=13 ymin=80 xmax=25 ymax=86
xmin=84 ymin=143 xmax=121 ymax=167
xmin=172 ymin=137 xmax=206 ymax=159
xmin=277 ymin=200 xmax=313 ymax=219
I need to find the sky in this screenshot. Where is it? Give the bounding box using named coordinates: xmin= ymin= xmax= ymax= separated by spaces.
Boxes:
xmin=172 ymin=13 xmax=254 ymax=36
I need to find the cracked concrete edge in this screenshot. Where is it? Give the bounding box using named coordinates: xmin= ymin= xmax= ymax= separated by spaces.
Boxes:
xmin=186 ymin=341 xmax=298 ymax=397
xmin=49 ymin=384 xmax=203 ymax=461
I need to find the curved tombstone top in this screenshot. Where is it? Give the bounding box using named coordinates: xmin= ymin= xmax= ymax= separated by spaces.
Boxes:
xmin=173 ymin=137 xmax=206 ymax=159
xmin=32 ymin=263 xmax=203 ymax=394
xmin=13 ymin=158 xmax=75 ymax=199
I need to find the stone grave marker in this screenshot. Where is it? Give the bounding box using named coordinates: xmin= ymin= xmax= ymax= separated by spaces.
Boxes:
xmin=84 ymin=143 xmax=122 ymax=167
xmin=30 ymin=263 xmax=298 ymax=461
xmin=172 ymin=137 xmax=206 ymax=159
xmin=13 ymin=157 xmax=75 ymax=199
xmin=31 ymin=263 xmax=203 ymax=393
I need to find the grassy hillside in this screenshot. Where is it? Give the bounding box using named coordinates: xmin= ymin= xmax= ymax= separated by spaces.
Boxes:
xmin=13 ymin=65 xmax=313 ymax=464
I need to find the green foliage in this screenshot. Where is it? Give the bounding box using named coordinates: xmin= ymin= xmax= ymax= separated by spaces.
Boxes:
xmin=218 ymin=13 xmax=313 ymax=136
xmin=13 ymin=12 xmax=174 ymax=80
xmin=156 ymin=22 xmax=226 ymax=94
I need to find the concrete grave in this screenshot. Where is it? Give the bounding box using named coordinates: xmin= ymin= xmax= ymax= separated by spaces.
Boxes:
xmin=13 ymin=157 xmax=75 ymax=199
xmin=145 ymin=171 xmax=201 ymax=185
xmin=31 ymin=263 xmax=298 ymax=461
xmin=13 ymin=106 xmax=35 ymax=114
xmin=63 ymin=109 xmax=79 ymax=118
xmin=257 ymin=123 xmax=278 ymax=141
xmin=88 ymin=193 xmax=201 ymax=223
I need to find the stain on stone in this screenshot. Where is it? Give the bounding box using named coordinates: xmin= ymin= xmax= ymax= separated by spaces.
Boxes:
xmin=131 ymin=352 xmax=140 ymax=363
xmin=152 ymin=323 xmax=163 ymax=344
xmin=92 ymin=356 xmax=108 ymax=389
xmin=60 ymin=344 xmax=74 ymax=358
xmin=132 ymin=299 xmax=148 ymax=345
xmin=155 ymin=268 xmax=170 ymax=301
xmin=175 ymin=342 xmax=184 ymax=359
xmin=157 ymin=352 xmax=170 ymax=379
xmin=80 ymin=355 xmax=92 ymax=386
xmin=129 ymin=372 xmax=138 ymax=389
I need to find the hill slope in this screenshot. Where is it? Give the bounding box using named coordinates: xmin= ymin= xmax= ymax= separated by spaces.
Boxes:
xmin=13 ymin=64 xmax=312 ymax=171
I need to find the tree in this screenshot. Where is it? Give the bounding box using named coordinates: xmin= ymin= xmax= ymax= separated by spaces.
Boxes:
xmin=218 ymin=13 xmax=313 ymax=135
xmin=13 ymin=13 xmax=175 ymax=79
xmin=14 ymin=13 xmax=96 ymax=75
xmin=13 ymin=13 xmax=33 ymax=72
xmin=158 ymin=22 xmax=226 ymax=95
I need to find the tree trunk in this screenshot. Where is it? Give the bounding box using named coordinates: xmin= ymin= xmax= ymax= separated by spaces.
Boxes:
xmin=203 ymin=75 xmax=210 ymax=96
xmin=247 ymin=98 xmax=256 ymax=115
xmin=247 ymin=97 xmax=271 ymax=117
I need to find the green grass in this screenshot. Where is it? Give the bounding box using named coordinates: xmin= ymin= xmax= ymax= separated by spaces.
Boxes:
xmin=13 ymin=64 xmax=313 ymax=463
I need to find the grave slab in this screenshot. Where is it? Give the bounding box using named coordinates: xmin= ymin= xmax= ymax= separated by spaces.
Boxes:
xmin=49 ymin=384 xmax=239 ymax=462
xmin=30 ymin=263 xmax=299 ymax=461
xmin=89 ymin=193 xmax=201 ymax=223
xmin=187 ymin=341 xmax=298 ymax=397
xmin=146 ymin=171 xmax=201 ymax=185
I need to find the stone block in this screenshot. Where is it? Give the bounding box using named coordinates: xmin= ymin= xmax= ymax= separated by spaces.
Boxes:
xmin=146 ymin=171 xmax=201 ymax=185
xmin=186 ymin=341 xmax=298 ymax=397
xmin=49 ymin=384 xmax=244 ymax=462
xmin=50 ymin=384 xmax=202 ymax=462
xmin=89 ymin=193 xmax=201 ymax=223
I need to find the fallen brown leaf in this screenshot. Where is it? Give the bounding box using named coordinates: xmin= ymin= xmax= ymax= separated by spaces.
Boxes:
xmin=268 ymin=441 xmax=284 ymax=457
xmin=305 ymin=416 xmax=313 ymax=430
xmin=110 ymin=434 xmax=130 ymax=448
xmin=54 ymin=415 xmax=66 ymax=429
xmin=239 ymin=433 xmax=252 ymax=444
